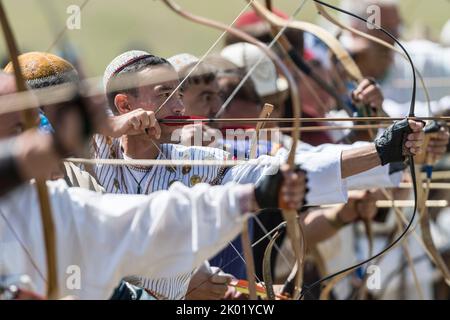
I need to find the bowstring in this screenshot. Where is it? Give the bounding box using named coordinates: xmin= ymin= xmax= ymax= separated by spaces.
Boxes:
xmin=154 ymin=0 xmax=255 ymax=115
xmin=214 ymin=0 xmax=308 ymax=118
xmin=46 ymin=0 xmax=90 ymax=52
xmin=300 ymin=0 xmax=418 ymax=299
xmin=182 ymin=0 xmax=311 ymax=298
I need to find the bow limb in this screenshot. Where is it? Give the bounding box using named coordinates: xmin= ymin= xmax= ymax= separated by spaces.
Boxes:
xmin=244 ymin=105 xmax=275 ymax=298
xmin=414 ymin=139 xmax=450 ymax=286
xmin=242 ymin=103 xmax=274 ymax=300
xmin=382 ymin=196 xmax=425 ymax=299
xmin=262 ymin=229 xmax=282 ymax=300
xmin=249 ymin=1 xmax=363 ymax=82
xmin=249 ymin=104 xmax=274 ymax=159
xmin=240 ymin=221 xmax=258 ymax=299
xmin=249 ymin=0 xmax=350 ymax=114
xmin=161 ymin=0 xmax=304 ymax=300
xmin=414 ymin=192 xmax=450 ymax=286
xmin=0 ymin=1 xmax=58 ymax=298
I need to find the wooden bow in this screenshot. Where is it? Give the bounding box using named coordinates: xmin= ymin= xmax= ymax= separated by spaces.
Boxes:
xmin=0 ymin=1 xmax=58 ymax=298
xmin=414 ymin=133 xmax=450 ymax=286
xmin=161 ymin=0 xmax=305 ymax=300
xmin=246 ymin=0 xmax=426 ymax=299
xmin=314 ymin=0 xmax=450 ymax=289
xmin=247 ymin=0 xmax=373 ymax=298
xmin=291 ymin=0 xmax=423 ymax=300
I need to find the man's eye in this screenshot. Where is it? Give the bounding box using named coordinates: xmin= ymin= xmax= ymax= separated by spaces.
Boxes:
xmin=161 ymin=92 xmax=172 ymax=99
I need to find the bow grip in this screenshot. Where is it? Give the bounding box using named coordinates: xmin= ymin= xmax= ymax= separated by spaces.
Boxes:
xmin=414 ymin=120 xmax=443 ymax=165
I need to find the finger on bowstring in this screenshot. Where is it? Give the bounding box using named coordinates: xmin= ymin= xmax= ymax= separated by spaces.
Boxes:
xmin=408 ymin=119 xmax=425 ymax=131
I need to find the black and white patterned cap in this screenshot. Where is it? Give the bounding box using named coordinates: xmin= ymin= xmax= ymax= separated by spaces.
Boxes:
xmin=103 ymin=50 xmax=152 ymax=92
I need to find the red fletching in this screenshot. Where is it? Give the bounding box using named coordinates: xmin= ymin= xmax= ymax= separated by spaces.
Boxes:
xmin=235 ymin=9 xmax=288 ymax=27
xmin=221 ymin=125 xmax=256 ymax=132
xmin=160 ymin=115 xmax=207 ymax=126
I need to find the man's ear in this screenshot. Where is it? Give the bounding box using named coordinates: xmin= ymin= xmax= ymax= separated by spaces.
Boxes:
xmin=114 ymin=94 xmax=132 ymax=114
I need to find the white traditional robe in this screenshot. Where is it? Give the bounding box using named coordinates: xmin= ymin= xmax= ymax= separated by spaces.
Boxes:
xmin=282 ymin=136 xmax=403 ymax=193
xmin=0 ymin=180 xmax=254 ymax=300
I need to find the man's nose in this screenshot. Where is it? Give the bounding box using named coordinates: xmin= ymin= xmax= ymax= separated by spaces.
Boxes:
xmin=170 ymin=98 xmax=185 ymax=115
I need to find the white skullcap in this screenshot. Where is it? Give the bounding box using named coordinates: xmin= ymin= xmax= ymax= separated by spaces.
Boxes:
xmin=220 ymin=42 xmax=287 ymax=97
xmin=168 ymin=53 xmax=199 ymax=73
xmin=103 ymin=50 xmax=152 ymax=91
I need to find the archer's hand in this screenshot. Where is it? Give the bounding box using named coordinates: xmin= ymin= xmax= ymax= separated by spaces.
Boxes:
xmin=254 ymin=165 xmax=306 ymax=211
xmin=279 ymin=166 xmax=306 ymax=210
xmin=185 ymin=263 xmax=233 ymax=300
xmin=339 ymin=190 xmax=382 ymax=223
xmin=15 ymin=130 xmax=61 ymax=181
xmin=375 ymin=119 xmax=424 ymax=165
xmin=103 ymin=108 xmax=161 ymax=139
xmin=352 ymin=78 xmax=384 ymax=111
xmin=427 ymin=126 xmax=449 ymax=162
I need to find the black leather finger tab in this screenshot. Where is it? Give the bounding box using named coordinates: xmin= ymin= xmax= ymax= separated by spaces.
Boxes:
xmin=375 ymin=118 xmax=412 ymax=165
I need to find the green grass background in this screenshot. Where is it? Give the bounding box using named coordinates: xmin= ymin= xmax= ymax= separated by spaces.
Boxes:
xmin=1 ymin=0 xmax=449 ymax=77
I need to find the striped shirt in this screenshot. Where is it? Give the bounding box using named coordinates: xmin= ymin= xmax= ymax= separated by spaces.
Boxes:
xmin=91 ymin=135 xmax=229 ymax=299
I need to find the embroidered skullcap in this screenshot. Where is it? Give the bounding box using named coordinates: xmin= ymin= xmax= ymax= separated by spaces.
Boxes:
xmin=168 ymin=53 xmax=199 ymax=73
xmin=4 ymin=52 xmax=79 ymax=89
xmin=221 ymin=42 xmax=288 ymax=97
xmin=103 ymin=50 xmax=153 ymax=92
